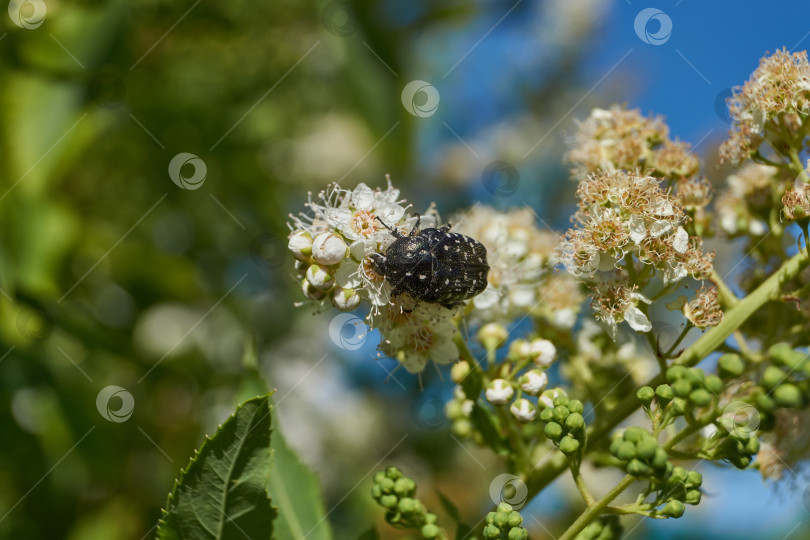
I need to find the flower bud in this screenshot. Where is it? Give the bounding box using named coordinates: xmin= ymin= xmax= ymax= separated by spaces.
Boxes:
xmin=637 ymin=386 xmax=655 ymax=407
xmin=508 ymin=528 xmax=528 ymax=540
xmin=306 ymin=264 xmax=334 ymax=290
xmin=494 ymin=511 xmax=509 ymax=528
xmin=312 ymin=232 xmax=347 ymax=265
xmin=660 ymin=500 xmax=685 ymax=518
xmin=385 ymin=466 xmax=402 ymax=480
xmin=530 ymin=338 xmax=557 ymax=367
xmin=331 ymin=286 xmax=361 ymax=311
xmin=760 ymin=366 xmax=785 ymax=390
xmin=483 ymin=524 xmax=501 ymax=539
xmin=507 ymin=511 xmax=523 ymax=528
xmin=394 ymin=478 xmax=415 ymax=497
xmin=397 ymin=497 xmax=416 ymax=514
xmin=451 ymin=361 xmax=471 ymax=383
xmin=614 ymin=441 xmax=636 ymax=461
xmin=655 ymin=384 xmax=674 ymax=405
xmin=485 ymin=379 xmax=514 ymax=405
xmin=704 ymin=375 xmax=723 ymax=394
xmin=685 ymin=489 xmax=702 ymax=505
xmin=478 ymin=322 xmax=508 ymax=351
xmin=568 ymin=399 xmax=584 ymax=414
xmin=302 ymin=278 xmax=327 ymax=301
xmin=565 ymin=412 xmax=585 ymax=432
xmin=689 ymin=389 xmax=713 ymax=407
xmin=718 ymin=353 xmax=745 ymax=378
xmin=672 ymin=379 xmax=692 ymax=398
xmin=635 ymin=439 xmax=658 ymax=461
xmin=544 ymin=421 xmax=563 ymax=441
xmin=626 ymin=459 xmax=650 ymax=477
xmin=774 ymin=383 xmax=804 ymax=408
xmin=509 ymin=399 xmax=537 ymax=423
xmin=451 ymin=418 xmax=472 ymax=437
xmin=538 ymin=388 xmax=566 ymax=409
xmin=519 ymin=369 xmax=548 ymax=396
xmin=380 ymin=494 xmax=397 ymax=508
xmin=421 ymin=524 xmax=440 ymax=539
xmin=288 ymin=231 xmax=313 ymax=261
xmin=559 ymin=435 xmax=580 ymax=454
xmin=508 ymin=339 xmax=531 ymax=361
xmin=685 ymin=470 xmax=702 ymax=489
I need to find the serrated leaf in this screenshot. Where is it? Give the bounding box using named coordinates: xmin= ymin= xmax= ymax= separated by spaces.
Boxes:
xmin=268 ymin=418 xmax=333 ymax=540
xmin=157 ymin=394 xmax=277 ymax=540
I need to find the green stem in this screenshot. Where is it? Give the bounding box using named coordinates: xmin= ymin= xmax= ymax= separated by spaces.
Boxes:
xmin=570 ymin=463 xmax=595 ymax=506
xmin=523 ymin=248 xmax=809 ymax=506
xmin=557 ymin=475 xmax=636 ymax=540
xmin=710 ymin=269 xmax=739 ymax=309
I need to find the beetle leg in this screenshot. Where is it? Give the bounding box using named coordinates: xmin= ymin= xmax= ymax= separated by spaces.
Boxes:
xmin=409 ymin=213 xmax=422 ymax=236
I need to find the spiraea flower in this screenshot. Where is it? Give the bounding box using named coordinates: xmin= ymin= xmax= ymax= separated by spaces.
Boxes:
xmin=376 ymin=301 xmax=459 ymax=374
xmin=452 ymin=206 xmax=559 ymax=320
xmin=289 ymin=178 xmax=458 ymax=374
xmin=560 ymin=170 xmax=717 ymax=336
xmin=720 ymin=49 xmax=810 ymax=164
xmin=715 ymin=163 xmax=776 ymax=236
xmin=782 ymin=182 xmax=810 ymax=221
xmin=566 ymin=105 xmax=698 ymax=180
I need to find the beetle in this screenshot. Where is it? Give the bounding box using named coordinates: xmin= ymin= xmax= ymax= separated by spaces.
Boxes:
xmin=369 ymin=215 xmax=490 ymax=308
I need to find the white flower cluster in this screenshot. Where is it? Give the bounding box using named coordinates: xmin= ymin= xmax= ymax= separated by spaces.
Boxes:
xmin=288 ymin=178 xmax=456 ymax=374
xmin=452 ymin=206 xmax=569 ymax=324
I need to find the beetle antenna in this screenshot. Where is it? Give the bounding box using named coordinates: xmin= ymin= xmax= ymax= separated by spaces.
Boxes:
xmin=375 ymin=216 xmax=403 ymax=238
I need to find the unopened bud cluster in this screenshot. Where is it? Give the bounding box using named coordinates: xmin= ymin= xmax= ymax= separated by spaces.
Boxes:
xmin=483 ymin=503 xmax=528 ymax=540
xmin=610 ymin=427 xmax=671 ymax=479
xmin=370 ymin=467 xmax=444 ymax=539
xmin=575 ymin=516 xmax=622 ymax=540
xmin=538 ymin=393 xmax=586 ymax=455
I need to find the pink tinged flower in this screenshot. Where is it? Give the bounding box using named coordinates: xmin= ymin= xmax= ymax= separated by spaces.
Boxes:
xmin=312 ymin=232 xmax=347 ymax=265
xmin=485 ymin=379 xmax=514 ymax=405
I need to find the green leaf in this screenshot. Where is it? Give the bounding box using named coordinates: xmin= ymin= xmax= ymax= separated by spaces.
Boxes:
xmin=268 ymin=417 xmax=333 ymax=540
xmin=157 ymin=394 xmax=277 ymax=540
xmin=470 ymin=404 xmax=508 ymax=455
xmin=435 ymin=490 xmax=471 ymax=540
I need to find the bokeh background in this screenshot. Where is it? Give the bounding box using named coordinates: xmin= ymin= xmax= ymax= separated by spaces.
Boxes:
xmin=2 ymin=0 xmax=810 ymax=539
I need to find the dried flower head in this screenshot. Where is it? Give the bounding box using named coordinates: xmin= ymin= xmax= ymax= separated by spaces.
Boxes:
xmin=683 ymin=286 xmax=724 ymax=329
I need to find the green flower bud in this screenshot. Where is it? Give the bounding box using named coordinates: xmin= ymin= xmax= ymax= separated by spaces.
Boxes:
xmin=652 ymin=448 xmax=669 ymax=470
xmin=668 ymin=467 xmax=687 ymax=486
xmin=379 ymin=478 xmax=395 ymax=494
xmin=539 ymin=407 xmax=553 ymax=422
xmin=689 ymin=389 xmax=713 ymax=407
xmin=422 ymin=524 xmax=440 ymax=539
xmin=756 ymin=393 xmax=776 ymax=413
xmin=685 ymin=489 xmax=702 ymax=505
xmin=660 ymin=500 xmax=685 ymax=518
xmin=507 ymin=511 xmax=523 ymax=528
xmin=671 ymin=397 xmax=688 ymax=415
xmin=614 ymin=441 xmax=636 ymax=461
xmin=385 ymin=466 xmax=402 ymax=480
xmin=478 ymin=322 xmax=508 ymax=351
xmin=544 ymin=421 xmax=563 ymax=441
xmin=623 ymin=427 xmax=647 ymax=443
xmin=568 ymin=399 xmax=585 ymax=414
xmin=635 ymin=439 xmax=658 ymax=461
xmin=655 ymin=384 xmax=675 ymax=405
xmin=774 ymin=383 xmax=804 ymax=408
xmin=483 ymin=524 xmax=501 ymax=539
xmin=744 ymin=436 xmax=760 ymax=455
xmin=637 ymin=386 xmax=655 ymax=407
xmin=508 ymin=527 xmax=528 ymax=540
xmin=704 ymin=375 xmax=723 ymax=395
xmin=565 ymin=412 xmax=585 ymax=432
xmin=559 ymin=436 xmax=580 ymax=454
xmin=685 ymin=470 xmax=702 ymax=488
xmin=486 ymin=512 xmax=497 ymax=525
xmin=627 ymin=459 xmax=651 ymax=477
xmin=497 ymin=502 xmax=513 ymax=513
xmin=761 ymin=366 xmax=785 ymax=390
xmin=371 ymin=484 xmax=382 ymax=499
xmin=553 ymin=394 xmax=569 ymax=407
xmin=494 ymin=511 xmax=509 ymax=528
xmin=768 ymin=343 xmax=805 ymax=369
xmin=552 ymin=405 xmax=570 ymax=422
xmin=394 ymin=478 xmax=416 ymax=497
xmin=718 ymin=353 xmax=745 ymax=378
xmin=666 ymin=365 xmax=689 ymax=382
xmin=373 ymin=471 xmax=386 ymax=484
xmin=425 ymin=513 xmax=438 ymax=524
xmin=397 ymin=497 xmax=416 ymax=514
xmin=385 ymin=510 xmax=401 ymax=524
xmin=380 ymin=494 xmax=397 ymax=509
xmin=672 ymin=379 xmax=693 ymax=398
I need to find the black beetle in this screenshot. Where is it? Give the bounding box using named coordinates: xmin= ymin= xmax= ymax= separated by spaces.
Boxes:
xmin=369 ymin=215 xmax=490 ymax=308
